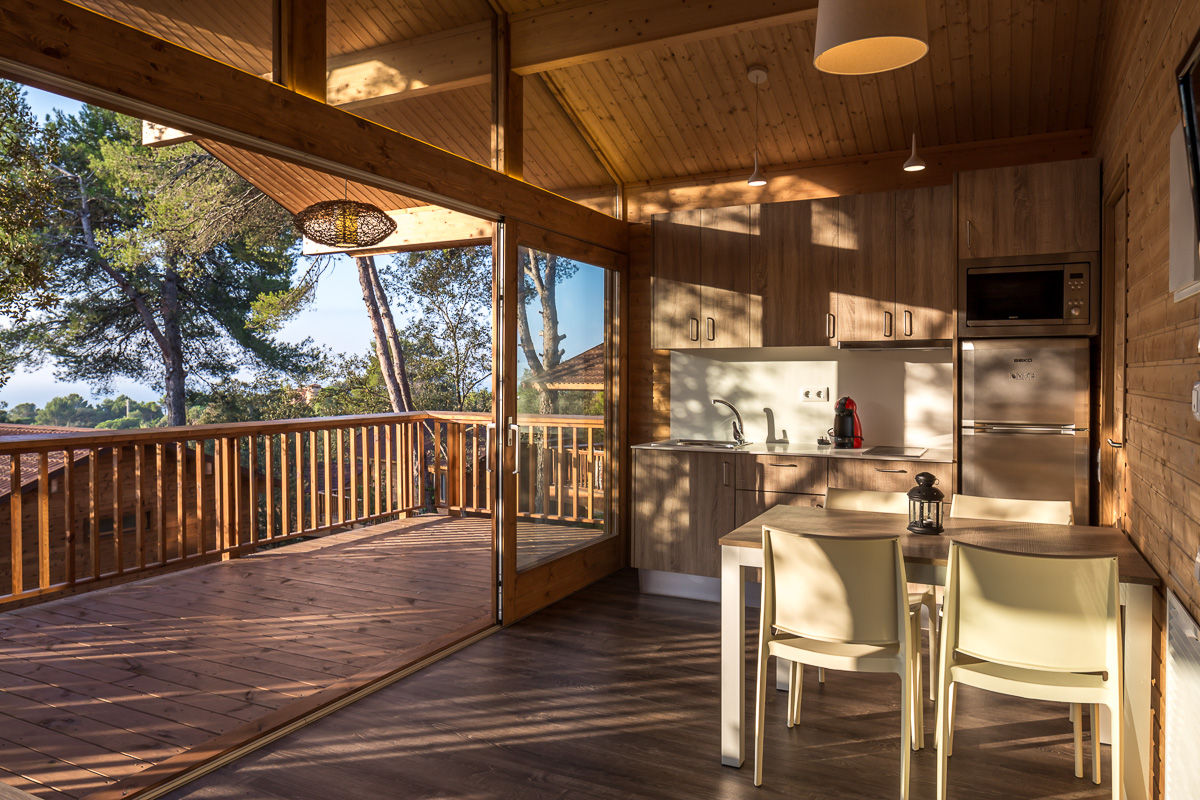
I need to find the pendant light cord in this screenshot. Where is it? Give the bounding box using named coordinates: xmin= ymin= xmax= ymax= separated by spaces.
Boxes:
xmin=753 ymin=80 xmax=760 ymax=165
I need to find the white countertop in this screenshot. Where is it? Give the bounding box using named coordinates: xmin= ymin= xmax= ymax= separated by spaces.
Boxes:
xmin=632 ymin=440 xmax=954 ymax=463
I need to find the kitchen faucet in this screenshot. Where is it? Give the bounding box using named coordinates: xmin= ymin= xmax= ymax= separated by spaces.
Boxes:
xmin=711 ymin=398 xmax=748 ymax=446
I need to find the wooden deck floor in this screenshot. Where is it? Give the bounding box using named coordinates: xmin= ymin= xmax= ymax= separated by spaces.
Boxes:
xmin=0 ymin=515 xmax=504 ymax=800
xmin=161 ymin=571 xmax=1111 ymax=800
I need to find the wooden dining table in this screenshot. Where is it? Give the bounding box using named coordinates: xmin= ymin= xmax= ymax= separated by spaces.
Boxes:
xmin=718 ymin=505 xmax=1159 ymax=800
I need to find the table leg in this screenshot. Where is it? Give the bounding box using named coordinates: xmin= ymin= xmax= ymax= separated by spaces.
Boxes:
xmin=721 ymin=545 xmax=746 ymax=767
xmin=1121 ymin=583 xmax=1152 ymax=800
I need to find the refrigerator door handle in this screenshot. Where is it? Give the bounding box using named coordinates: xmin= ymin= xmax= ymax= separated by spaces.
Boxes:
xmin=968 ymin=423 xmax=1079 ymax=435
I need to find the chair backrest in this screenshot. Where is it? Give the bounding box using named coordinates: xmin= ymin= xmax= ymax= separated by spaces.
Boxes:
xmin=944 ymin=541 xmax=1120 ymax=673
xmin=761 ymin=527 xmax=906 ymax=646
xmin=824 ymin=487 xmax=910 ymax=515
xmin=949 ymin=494 xmax=1074 ymax=525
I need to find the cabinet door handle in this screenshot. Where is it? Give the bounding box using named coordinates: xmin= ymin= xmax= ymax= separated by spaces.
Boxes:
xmin=706 ymin=317 xmax=715 ymax=341
xmin=903 ymin=309 xmax=913 ymax=337
xmin=722 ymin=461 xmax=729 ymax=486
xmin=966 ymin=218 xmax=974 ymax=252
xmin=768 ymin=463 xmax=798 ymax=468
xmin=826 ymin=313 xmax=836 ymax=339
xmin=884 ymin=310 xmax=894 ymax=338
xmin=1107 ymin=438 xmax=1124 ymax=449
xmin=689 ymin=317 xmax=699 ymax=341
xmin=874 ymin=467 xmax=908 ymax=474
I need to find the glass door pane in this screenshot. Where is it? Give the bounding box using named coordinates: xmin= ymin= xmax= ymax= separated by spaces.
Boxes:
xmin=513 ymin=246 xmax=613 ymax=571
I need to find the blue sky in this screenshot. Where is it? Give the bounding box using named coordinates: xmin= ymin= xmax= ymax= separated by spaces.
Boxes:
xmin=2 ymin=85 xmax=605 ymax=407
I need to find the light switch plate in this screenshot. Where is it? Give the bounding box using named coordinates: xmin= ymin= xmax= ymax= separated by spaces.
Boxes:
xmin=1193 ymin=381 xmax=1200 ymax=421
xmin=801 ymin=386 xmax=828 ymax=403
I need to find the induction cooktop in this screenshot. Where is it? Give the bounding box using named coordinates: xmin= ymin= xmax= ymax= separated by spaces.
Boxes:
xmin=861 ymin=445 xmax=927 ymax=457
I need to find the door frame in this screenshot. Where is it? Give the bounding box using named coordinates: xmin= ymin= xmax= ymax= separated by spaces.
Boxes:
xmin=1099 ymin=162 xmax=1129 ymax=529
xmin=495 ymin=219 xmax=629 ymax=623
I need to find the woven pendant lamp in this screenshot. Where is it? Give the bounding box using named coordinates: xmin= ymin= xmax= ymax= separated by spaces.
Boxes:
xmin=294 ymin=181 xmax=396 ymax=248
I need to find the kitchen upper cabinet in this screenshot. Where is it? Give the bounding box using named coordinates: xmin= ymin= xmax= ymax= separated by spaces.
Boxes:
xmin=757 ymin=199 xmax=839 ymax=346
xmin=631 ymin=449 xmax=736 ymax=578
xmin=651 ymin=207 xmax=759 ymax=349
xmin=957 ymin=158 xmax=1100 ymax=259
xmin=894 ymin=185 xmax=955 ymax=339
xmin=837 ymin=192 xmax=897 ymax=341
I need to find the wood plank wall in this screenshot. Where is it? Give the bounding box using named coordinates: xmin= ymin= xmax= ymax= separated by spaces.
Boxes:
xmin=1094 ymin=2 xmax=1200 ymax=796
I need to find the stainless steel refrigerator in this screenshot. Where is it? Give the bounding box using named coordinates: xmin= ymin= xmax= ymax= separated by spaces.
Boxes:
xmin=961 ymin=338 xmax=1090 ymax=524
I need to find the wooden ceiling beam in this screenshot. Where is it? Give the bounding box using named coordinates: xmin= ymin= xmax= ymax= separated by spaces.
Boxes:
xmin=328 ymin=0 xmax=819 ymax=108
xmin=624 ymin=129 xmax=1094 ymax=221
xmin=0 ymin=0 xmax=628 ymax=253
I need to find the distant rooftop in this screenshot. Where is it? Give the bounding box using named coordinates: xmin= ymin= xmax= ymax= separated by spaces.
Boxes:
xmin=0 ymin=423 xmax=95 ymax=497
xmin=533 ymin=344 xmax=604 ymax=391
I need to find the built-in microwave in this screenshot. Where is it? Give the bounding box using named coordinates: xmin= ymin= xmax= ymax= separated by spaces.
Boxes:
xmin=958 ymin=253 xmax=1098 ymax=337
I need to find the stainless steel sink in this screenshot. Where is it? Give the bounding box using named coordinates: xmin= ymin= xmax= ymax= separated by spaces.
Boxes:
xmin=655 ymin=439 xmax=744 ymax=449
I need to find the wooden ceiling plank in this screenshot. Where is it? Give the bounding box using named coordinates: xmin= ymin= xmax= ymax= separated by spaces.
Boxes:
xmin=723 ymin=29 xmax=809 ymax=168
xmin=856 ymin=73 xmax=896 ymax=154
xmin=538 ymin=73 xmax=625 ymax=189
xmin=875 ymin=69 xmax=912 ymax=153
xmin=945 ymin=0 xmax=976 ymax=142
xmin=923 ymin=0 xmax=958 ymax=145
xmin=791 ymin=22 xmax=847 ymax=159
xmin=681 ymin=39 xmax=754 ymax=177
xmin=759 ymin=25 xmax=827 ymax=163
xmin=1009 ymin=0 xmax=1035 ymax=136
xmin=563 ymin=61 xmax=655 ymax=182
xmin=551 ymin=65 xmax=643 ymax=182
xmin=0 ymin=0 xmax=627 ymax=252
xmin=834 ymin=74 xmax=876 ymax=155
xmin=1065 ymin=0 xmax=1103 ymax=131
xmin=643 ymin=49 xmax=719 ymax=177
xmin=1027 ymin=0 xmax=1058 ymax=135
xmin=706 ymin=35 xmax=767 ymax=173
xmin=967 ymin=0 xmax=992 ymax=142
xmin=988 ymin=0 xmax=1013 ymax=140
xmin=1046 ymin=0 xmax=1076 ymax=132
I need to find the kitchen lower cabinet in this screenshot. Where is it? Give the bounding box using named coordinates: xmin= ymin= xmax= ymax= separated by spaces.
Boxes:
xmin=736 ymin=455 xmax=826 ymax=494
xmin=632 ymin=449 xmax=737 ymax=578
xmin=735 ymin=489 xmax=822 ymax=527
xmin=827 ymin=459 xmax=953 ymax=497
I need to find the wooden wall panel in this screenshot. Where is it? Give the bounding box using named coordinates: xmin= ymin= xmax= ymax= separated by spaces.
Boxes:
xmin=1094 ymin=2 xmax=1200 ymax=797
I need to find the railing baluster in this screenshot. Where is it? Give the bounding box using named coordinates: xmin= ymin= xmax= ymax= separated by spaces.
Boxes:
xmin=587 ymin=426 xmax=595 ymax=522
xmin=172 ymin=441 xmax=181 ymax=561
xmin=88 ymin=449 xmax=99 ymax=580
xmin=9 ymin=455 xmax=22 ymax=595
xmin=195 ymin=440 xmax=205 ymax=554
xmin=293 ymin=432 xmax=303 ymax=533
xmin=63 ymin=451 xmax=75 ymax=586
xmin=335 ymin=427 xmax=345 ymax=524
xmin=112 ymin=446 xmax=123 ymax=574
xmin=37 ymin=452 xmax=49 ymax=588
xmin=265 ymin=435 xmax=275 ymax=539
xmin=280 ymin=433 xmax=290 ymax=536
xmin=134 ymin=445 xmax=145 ymax=570
xmin=570 ymin=427 xmax=579 ymax=522
xmin=384 ymin=423 xmax=393 ymax=515
xmin=373 ymin=425 xmax=382 ymax=517
xmin=307 ymin=430 xmax=316 ymax=532
xmin=323 ymin=429 xmax=332 ymax=528
xmin=249 ymin=435 xmax=259 ymax=545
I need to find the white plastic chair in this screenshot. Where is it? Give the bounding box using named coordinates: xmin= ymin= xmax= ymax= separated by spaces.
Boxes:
xmin=824 ymin=488 xmax=939 ymax=701
xmin=934 ymin=541 xmax=1122 ymax=800
xmin=946 ymin=493 xmax=1093 ymax=773
xmin=754 ymin=527 xmax=920 ymax=799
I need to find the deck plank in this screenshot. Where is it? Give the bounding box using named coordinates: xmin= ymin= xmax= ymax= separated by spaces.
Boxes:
xmin=0 ymin=516 xmax=495 ymax=799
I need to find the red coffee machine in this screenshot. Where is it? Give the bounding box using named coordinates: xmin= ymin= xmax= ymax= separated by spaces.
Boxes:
xmin=833 ymin=396 xmax=863 ymax=449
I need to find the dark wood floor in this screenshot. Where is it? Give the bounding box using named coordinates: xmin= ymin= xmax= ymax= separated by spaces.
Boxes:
xmin=0 ymin=516 xmax=499 ymax=800
xmin=161 ymin=570 xmax=1110 ymax=800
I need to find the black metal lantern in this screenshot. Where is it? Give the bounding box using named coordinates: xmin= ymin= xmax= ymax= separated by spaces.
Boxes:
xmin=907 ymin=471 xmax=944 ymax=534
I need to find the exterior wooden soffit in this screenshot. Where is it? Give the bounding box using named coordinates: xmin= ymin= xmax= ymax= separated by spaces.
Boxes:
xmin=0 ymin=0 xmax=628 ymax=253
xmin=327 ymin=0 xmax=820 ymax=108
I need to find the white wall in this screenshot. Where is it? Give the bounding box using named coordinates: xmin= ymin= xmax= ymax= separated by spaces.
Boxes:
xmin=669 ymin=347 xmax=954 ymax=448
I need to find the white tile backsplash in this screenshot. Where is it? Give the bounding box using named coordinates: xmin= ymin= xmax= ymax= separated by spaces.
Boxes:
xmin=669 ymin=347 xmax=954 ymax=449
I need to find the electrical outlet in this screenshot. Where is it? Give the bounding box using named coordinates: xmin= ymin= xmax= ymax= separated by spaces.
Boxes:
xmin=1192 ymin=380 xmax=1200 ymax=421
xmin=802 ymin=386 xmax=829 ymax=402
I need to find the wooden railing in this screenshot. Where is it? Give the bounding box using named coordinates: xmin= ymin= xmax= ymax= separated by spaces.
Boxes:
xmin=0 ymin=411 xmax=604 ymax=606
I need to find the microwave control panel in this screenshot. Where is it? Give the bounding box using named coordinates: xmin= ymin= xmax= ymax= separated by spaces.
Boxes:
xmin=1064 ymin=267 xmax=1090 ymax=322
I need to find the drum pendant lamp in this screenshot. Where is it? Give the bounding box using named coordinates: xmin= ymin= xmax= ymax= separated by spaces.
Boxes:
xmin=813 ymin=0 xmax=930 ymax=76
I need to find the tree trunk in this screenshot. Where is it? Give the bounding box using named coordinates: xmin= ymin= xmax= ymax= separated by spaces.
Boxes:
xmin=356 ymin=256 xmax=405 ymax=412
xmin=364 ymin=257 xmax=414 ymax=411
xmin=160 ymin=269 xmax=187 ymax=426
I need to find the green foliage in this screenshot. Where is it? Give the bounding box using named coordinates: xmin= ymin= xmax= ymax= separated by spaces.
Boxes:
xmin=0 ymin=393 xmax=162 ymax=428
xmin=4 ymin=402 xmax=36 ymax=425
xmin=0 ymin=80 xmax=60 ymax=323
xmin=4 ymin=100 xmax=319 ymax=423
xmin=385 ymin=246 xmax=492 ymax=412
